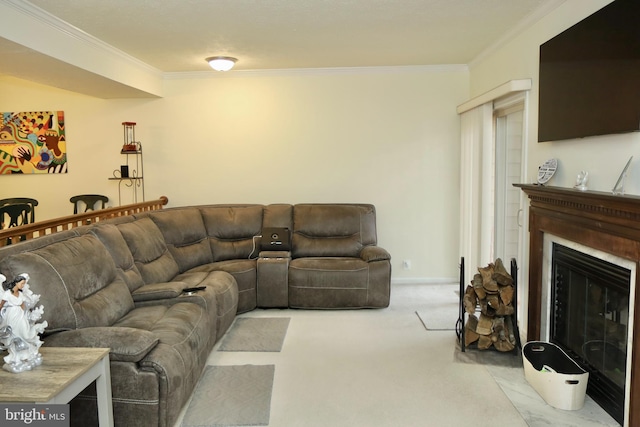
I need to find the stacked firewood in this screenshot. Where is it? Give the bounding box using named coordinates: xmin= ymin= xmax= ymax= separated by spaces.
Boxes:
xmin=463 ymin=258 xmax=517 ymax=352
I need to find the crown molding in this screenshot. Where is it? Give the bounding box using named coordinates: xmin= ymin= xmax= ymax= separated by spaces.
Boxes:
xmin=3 ymin=0 xmax=162 ymax=76
xmin=163 ymin=64 xmax=469 ymax=80
xmin=468 ymin=0 xmax=567 ymax=68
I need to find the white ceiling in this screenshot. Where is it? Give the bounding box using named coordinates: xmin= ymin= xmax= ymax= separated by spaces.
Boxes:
xmin=0 ymin=0 xmax=562 ymax=97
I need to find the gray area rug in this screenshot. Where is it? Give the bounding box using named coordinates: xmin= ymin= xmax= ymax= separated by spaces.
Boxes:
xmin=218 ymin=317 xmax=290 ymax=352
xmin=181 ymin=364 xmax=275 ymax=427
xmin=415 ymin=283 xmax=458 ymax=330
xmin=415 ymin=308 xmax=457 ymax=331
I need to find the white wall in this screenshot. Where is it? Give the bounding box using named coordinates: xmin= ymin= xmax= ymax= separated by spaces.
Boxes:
xmin=466 ymin=0 xmax=637 ymax=336
xmin=470 ymin=0 xmax=638 ymax=194
xmin=0 ymin=66 xmax=469 ymax=281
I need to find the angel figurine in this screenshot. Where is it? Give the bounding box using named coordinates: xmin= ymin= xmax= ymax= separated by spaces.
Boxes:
xmin=0 ymin=273 xmax=48 ymax=373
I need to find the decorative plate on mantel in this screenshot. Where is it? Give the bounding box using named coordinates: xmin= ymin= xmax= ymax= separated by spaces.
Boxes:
xmin=537 ymin=158 xmax=557 ymax=184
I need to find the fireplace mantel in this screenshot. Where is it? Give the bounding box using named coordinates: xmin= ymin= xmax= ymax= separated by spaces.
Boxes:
xmin=516 ymin=183 xmax=640 ymax=426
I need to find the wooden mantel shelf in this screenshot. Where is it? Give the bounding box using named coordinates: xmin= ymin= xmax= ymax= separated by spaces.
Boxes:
xmin=514 ymin=183 xmax=640 ymax=205
xmin=516 ymin=183 xmax=640 ymax=426
xmin=514 ymin=183 xmax=640 ymax=240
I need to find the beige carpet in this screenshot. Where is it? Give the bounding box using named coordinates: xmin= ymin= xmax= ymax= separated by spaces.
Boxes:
xmin=181 ymin=364 xmax=275 ymax=427
xmin=174 ymin=283 xmax=617 ymax=427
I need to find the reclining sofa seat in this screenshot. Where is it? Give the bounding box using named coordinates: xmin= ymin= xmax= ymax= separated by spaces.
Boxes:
xmin=288 ymin=204 xmax=391 ymax=308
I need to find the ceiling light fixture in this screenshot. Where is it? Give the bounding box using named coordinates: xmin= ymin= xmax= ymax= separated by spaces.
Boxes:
xmin=205 ymin=56 xmax=237 ymax=72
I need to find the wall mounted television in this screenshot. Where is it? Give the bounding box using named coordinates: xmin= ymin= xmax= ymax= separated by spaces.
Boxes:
xmin=538 ymin=0 xmax=640 ymax=142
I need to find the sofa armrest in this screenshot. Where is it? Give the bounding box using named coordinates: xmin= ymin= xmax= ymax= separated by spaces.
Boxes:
xmin=258 ymin=250 xmax=291 ymax=259
xmin=131 ymin=281 xmax=185 ymax=302
xmin=360 ymin=246 xmax=391 ymax=262
xmin=43 ymin=327 xmax=159 ymax=363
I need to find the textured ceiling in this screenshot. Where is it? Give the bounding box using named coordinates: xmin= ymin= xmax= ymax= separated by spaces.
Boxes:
xmin=25 ymin=0 xmax=557 ymax=72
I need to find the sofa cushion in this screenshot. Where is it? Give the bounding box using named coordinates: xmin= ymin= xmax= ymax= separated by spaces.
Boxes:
xmin=0 ymin=234 xmax=134 ymax=331
xmin=117 ymin=217 xmax=180 ymax=284
xmin=114 ymin=302 xmax=213 ymax=426
xmin=174 ymin=270 xmax=238 ymax=340
xmin=292 ymin=204 xmax=371 ymax=258
xmin=149 ymin=208 xmax=213 ymax=272
xmin=113 ymin=303 xmax=209 ymax=364
xmin=263 ymin=204 xmax=293 ymax=229
xmin=288 ymin=257 xmax=370 ymax=308
xmin=44 ymin=327 xmax=159 ymax=362
xmin=186 ymin=259 xmax=257 ymax=313
xmin=90 ymin=223 xmax=146 ymax=292
xmin=200 ymin=205 xmax=263 ymax=261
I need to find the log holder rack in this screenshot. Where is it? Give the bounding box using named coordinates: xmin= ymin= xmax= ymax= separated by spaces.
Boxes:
xmin=455 ymin=257 xmax=522 ymax=354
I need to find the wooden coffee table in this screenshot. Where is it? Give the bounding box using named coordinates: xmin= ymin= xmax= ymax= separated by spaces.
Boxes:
xmin=0 ymin=347 xmax=113 ymax=427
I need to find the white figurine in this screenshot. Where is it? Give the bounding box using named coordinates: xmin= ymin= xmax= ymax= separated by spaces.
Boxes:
xmin=574 ymin=170 xmax=589 ymax=191
xmin=0 ymin=273 xmax=47 ymax=373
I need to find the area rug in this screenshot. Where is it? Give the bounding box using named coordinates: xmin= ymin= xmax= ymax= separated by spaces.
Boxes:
xmin=181 ymin=364 xmax=275 ymax=427
xmin=415 ymin=283 xmax=459 ymax=331
xmin=218 ymin=317 xmax=290 ymax=352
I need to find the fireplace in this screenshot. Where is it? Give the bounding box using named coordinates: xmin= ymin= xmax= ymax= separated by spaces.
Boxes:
xmin=516 ymin=184 xmax=640 ymax=427
xmin=551 ymin=242 xmax=630 ymax=424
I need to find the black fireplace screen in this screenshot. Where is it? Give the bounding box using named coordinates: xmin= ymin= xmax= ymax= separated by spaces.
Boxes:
xmin=551 ymin=243 xmax=630 ymax=424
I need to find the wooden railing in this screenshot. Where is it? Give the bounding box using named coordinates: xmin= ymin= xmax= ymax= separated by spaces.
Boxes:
xmin=0 ymin=196 xmax=169 ymax=247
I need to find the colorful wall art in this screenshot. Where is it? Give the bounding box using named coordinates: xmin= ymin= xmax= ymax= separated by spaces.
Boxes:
xmin=0 ymin=111 xmax=67 ymax=174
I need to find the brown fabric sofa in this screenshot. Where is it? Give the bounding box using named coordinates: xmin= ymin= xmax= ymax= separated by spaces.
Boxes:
xmin=0 ymin=203 xmax=391 ymax=427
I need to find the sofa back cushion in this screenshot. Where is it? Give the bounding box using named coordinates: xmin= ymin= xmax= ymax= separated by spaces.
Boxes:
xmin=117 ymin=217 xmax=180 ymax=284
xmin=292 ymin=204 xmax=377 ymax=258
xmin=0 ymin=234 xmax=134 ymax=331
xmin=148 ymin=208 xmax=213 ymax=272
xmin=200 ymin=205 xmax=263 ymax=261
xmin=263 ymin=204 xmax=293 ymax=229
xmin=90 ymin=223 xmax=146 ymax=292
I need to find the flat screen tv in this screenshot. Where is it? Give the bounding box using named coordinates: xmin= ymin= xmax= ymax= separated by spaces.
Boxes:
xmin=538 ymin=0 xmax=640 ymax=142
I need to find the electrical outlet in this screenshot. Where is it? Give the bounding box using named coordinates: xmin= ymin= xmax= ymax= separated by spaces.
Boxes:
xmin=402 ymin=259 xmax=411 ymax=270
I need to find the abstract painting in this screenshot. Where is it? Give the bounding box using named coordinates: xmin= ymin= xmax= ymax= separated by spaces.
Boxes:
xmin=0 ymin=111 xmax=67 ymax=174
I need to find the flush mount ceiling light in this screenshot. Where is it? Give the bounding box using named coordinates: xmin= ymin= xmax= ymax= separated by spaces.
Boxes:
xmin=205 ymin=56 xmax=237 ymax=71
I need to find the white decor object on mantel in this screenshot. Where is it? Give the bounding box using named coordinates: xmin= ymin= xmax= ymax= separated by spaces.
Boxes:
xmin=0 ymin=273 xmax=48 ymax=373
xmin=612 ymin=156 xmax=633 ymax=195
xmin=537 ymin=158 xmax=557 ymax=185
xmin=574 ymin=171 xmax=589 ymax=191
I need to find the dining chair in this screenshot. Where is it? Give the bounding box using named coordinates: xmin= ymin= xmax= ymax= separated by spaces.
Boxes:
xmin=70 ymin=194 xmax=109 ymax=214
xmin=0 ymin=203 xmax=32 ymax=244
xmin=0 ymin=197 xmax=38 ymax=224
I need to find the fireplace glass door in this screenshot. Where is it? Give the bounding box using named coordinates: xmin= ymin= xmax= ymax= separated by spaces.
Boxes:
xmin=551 ymin=243 xmax=630 ymax=424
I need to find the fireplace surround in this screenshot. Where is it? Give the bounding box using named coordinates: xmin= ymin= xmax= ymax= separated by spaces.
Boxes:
xmin=550 ymin=241 xmax=631 ymax=423
xmin=516 ymin=184 xmax=640 ymax=426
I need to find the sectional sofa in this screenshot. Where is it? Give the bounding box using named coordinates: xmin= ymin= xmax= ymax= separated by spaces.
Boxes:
xmin=0 ymin=203 xmax=391 ymax=427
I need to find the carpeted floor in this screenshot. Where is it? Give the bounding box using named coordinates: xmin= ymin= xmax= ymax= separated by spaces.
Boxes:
xmin=174 ymin=283 xmax=619 ymax=427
